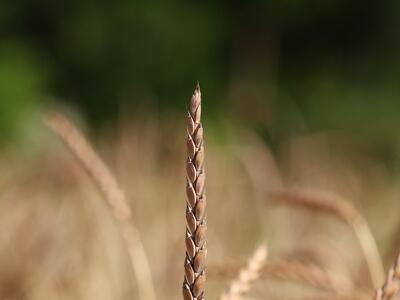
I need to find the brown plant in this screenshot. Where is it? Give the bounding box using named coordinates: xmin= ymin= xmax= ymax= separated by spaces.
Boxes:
xmin=183 ymin=84 xmax=207 ymax=300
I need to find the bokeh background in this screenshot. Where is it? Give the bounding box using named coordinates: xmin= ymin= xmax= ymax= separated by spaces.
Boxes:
xmin=1 ymin=1 xmax=400 ymax=299
xmin=3 ymin=1 xmax=400 ymax=144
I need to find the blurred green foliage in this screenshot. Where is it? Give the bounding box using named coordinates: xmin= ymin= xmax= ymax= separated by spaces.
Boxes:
xmin=0 ymin=42 xmax=48 ymax=140
xmin=1 ymin=0 xmax=400 ymax=143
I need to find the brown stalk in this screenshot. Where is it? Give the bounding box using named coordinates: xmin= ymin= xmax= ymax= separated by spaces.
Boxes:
xmin=266 ymin=188 xmax=384 ymax=288
xmin=374 ymin=252 xmax=400 ymax=300
xmin=44 ymin=113 xmax=156 ymax=300
xmin=219 ymin=245 xmax=268 ymax=300
xmin=183 ymin=83 xmax=207 ymax=300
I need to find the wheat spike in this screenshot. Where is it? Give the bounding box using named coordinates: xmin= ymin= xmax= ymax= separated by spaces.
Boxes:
xmin=183 ymin=83 xmax=207 ymax=300
xmin=267 ymin=188 xmax=384 ymax=288
xmin=374 ymin=252 xmax=400 ymax=300
xmin=44 ymin=113 xmax=156 ymax=300
xmin=219 ymin=245 xmax=268 ymax=300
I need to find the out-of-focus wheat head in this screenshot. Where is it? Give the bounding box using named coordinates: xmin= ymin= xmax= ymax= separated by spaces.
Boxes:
xmin=45 ymin=113 xmax=156 ymax=300
xmin=219 ymin=245 xmax=267 ymax=300
xmin=211 ymin=259 xmax=343 ymax=294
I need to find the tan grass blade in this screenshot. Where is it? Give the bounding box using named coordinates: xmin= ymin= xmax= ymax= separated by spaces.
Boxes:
xmin=183 ymin=83 xmax=207 ymax=300
xmin=267 ymin=188 xmax=384 ymax=288
xmin=374 ymin=252 xmax=400 ymax=300
xmin=44 ymin=113 xmax=156 ymax=300
xmin=219 ymin=245 xmax=268 ymax=300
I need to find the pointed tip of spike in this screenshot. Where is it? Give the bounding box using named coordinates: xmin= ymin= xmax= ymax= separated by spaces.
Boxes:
xmin=190 ymin=81 xmax=202 ymax=113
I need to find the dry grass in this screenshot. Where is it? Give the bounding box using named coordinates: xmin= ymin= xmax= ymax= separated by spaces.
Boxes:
xmin=0 ymin=85 xmax=399 ymax=300
xmin=44 ymin=113 xmax=156 ymax=300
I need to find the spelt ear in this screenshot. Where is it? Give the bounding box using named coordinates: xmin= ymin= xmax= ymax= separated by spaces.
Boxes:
xmin=183 ymin=83 xmax=207 ymax=300
xmin=44 ymin=113 xmax=156 ymax=300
